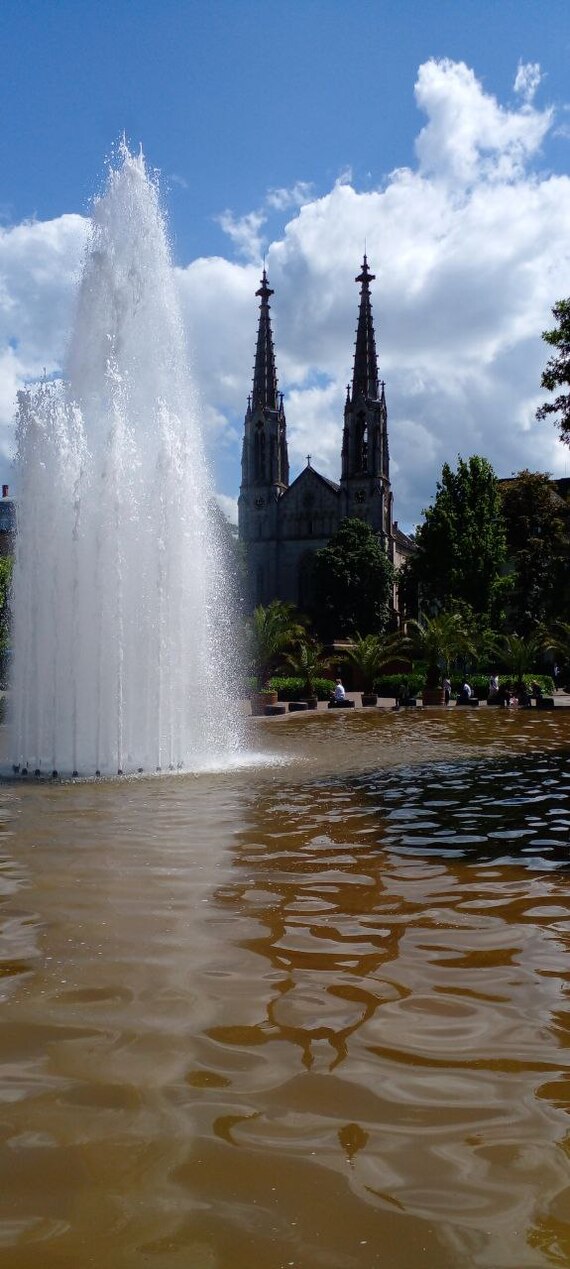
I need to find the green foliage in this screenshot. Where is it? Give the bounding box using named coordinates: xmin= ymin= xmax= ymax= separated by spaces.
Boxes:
xmin=245 ymin=601 xmax=305 ymax=690
xmin=311 ymin=518 xmax=394 ymax=639
xmin=269 ymin=675 xmax=336 ymax=701
xmin=373 ymin=671 xmax=553 ymax=700
xmin=396 ymin=610 xmax=479 ymax=687
xmin=488 ymin=630 xmax=547 ymax=682
xmin=407 ymin=456 xmax=506 ymax=617
xmin=536 ymin=298 xmax=570 ymax=443
xmin=500 ymin=471 xmax=570 ymax=631
xmin=0 ymin=556 xmax=12 ymax=651
xmin=373 ymin=672 xmax=425 ymax=698
xmin=283 ymin=638 xmax=329 ymax=697
xmin=341 ymin=631 xmax=402 ymax=692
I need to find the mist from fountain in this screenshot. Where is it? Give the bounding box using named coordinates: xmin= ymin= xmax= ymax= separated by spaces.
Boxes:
xmin=10 ymin=144 xmax=243 ymax=777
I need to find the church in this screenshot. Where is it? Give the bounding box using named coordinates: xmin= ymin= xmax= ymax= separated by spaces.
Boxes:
xmin=238 ymin=256 xmax=413 ymax=615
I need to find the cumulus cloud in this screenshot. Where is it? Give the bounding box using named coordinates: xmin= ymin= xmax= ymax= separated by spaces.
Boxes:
xmin=415 ymin=58 xmax=552 ymax=185
xmin=265 ymin=181 xmax=313 ymax=211
xmin=1 ymin=58 xmax=570 ymax=532
xmin=215 ymin=208 xmax=266 ymax=262
xmin=514 ymin=61 xmax=542 ymax=105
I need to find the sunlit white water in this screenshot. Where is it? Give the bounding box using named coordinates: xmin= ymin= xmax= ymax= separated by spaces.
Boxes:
xmin=10 ymin=145 xmax=242 ymax=776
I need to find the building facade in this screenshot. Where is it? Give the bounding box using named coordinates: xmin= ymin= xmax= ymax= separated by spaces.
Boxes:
xmin=238 ymin=257 xmax=413 ymax=614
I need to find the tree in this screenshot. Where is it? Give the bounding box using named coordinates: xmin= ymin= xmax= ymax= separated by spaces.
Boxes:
xmin=341 ymin=631 xmax=402 ymax=693
xmin=284 ymin=637 xmax=330 ymax=698
xmin=500 ymin=470 xmax=570 ymax=631
xmin=311 ymin=518 xmax=394 ymax=639
xmin=536 ymin=299 xmax=570 ymax=443
xmin=0 ymin=556 xmax=12 ymax=649
xmin=397 ymin=610 xmax=478 ymax=688
xmin=489 ymin=631 xmax=546 ymax=683
xmin=245 ymin=601 xmax=305 ymax=690
xmin=406 ymin=456 xmax=506 ymax=618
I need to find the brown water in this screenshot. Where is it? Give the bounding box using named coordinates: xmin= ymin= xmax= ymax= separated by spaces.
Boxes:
xmin=0 ymin=709 xmax=569 ymax=1268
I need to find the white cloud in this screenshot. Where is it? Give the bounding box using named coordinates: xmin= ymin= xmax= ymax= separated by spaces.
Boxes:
xmin=1 ymin=59 xmax=569 ymax=532
xmin=514 ymin=61 xmax=542 ymax=105
xmin=265 ymin=182 xmax=313 ymax=211
xmin=215 ymin=493 xmax=238 ymax=524
xmin=415 ymin=58 xmax=552 ymax=185
xmin=216 ymin=208 xmax=266 ymax=262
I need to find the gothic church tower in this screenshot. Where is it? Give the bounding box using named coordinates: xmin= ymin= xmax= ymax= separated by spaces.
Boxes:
xmin=238 ymin=270 xmax=289 ymax=605
xmin=341 ymin=255 xmax=393 ymax=550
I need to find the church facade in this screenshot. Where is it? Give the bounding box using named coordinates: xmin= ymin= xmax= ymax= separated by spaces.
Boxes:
xmin=238 ymin=257 xmax=413 ymax=616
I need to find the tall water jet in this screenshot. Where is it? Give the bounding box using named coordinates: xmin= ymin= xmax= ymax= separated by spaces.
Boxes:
xmin=10 ymin=144 xmax=242 ymax=777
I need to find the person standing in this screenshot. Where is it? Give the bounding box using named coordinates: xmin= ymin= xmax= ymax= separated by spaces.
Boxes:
xmin=443 ymin=677 xmax=451 ymax=706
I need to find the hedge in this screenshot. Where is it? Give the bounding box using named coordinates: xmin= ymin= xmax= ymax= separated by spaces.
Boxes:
xmin=269 ymin=676 xmax=336 ymax=701
xmin=373 ymin=671 xmax=554 ymax=700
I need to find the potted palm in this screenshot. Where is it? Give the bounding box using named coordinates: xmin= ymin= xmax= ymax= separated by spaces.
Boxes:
xmin=398 ymin=612 xmax=477 ymax=706
xmin=245 ymin=601 xmax=305 ymax=715
xmin=284 ymin=637 xmax=328 ymax=709
xmin=342 ymin=632 xmax=400 ymax=706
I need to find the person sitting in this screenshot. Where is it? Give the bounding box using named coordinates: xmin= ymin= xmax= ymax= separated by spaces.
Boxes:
xmin=330 ymin=678 xmax=346 ymax=705
xmin=457 ymin=680 xmax=472 ymax=704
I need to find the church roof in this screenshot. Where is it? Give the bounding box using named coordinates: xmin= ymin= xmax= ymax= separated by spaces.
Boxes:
xmin=352 ymin=254 xmax=380 ymax=401
xmin=281 ymin=462 xmax=340 ymax=501
xmin=251 ymin=269 xmax=279 ymax=411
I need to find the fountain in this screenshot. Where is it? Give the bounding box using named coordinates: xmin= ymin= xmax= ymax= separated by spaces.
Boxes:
xmin=9 ymin=144 xmax=242 ymax=777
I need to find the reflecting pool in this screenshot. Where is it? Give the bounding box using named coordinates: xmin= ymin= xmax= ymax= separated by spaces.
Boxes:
xmin=0 ymin=708 xmax=569 ymax=1268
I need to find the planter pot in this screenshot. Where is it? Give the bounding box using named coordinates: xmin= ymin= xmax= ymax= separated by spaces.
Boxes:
xmin=361 ymin=693 xmax=378 ymax=707
xmin=422 ymin=687 xmax=445 ymax=707
xmin=251 ymin=690 xmax=278 ymax=717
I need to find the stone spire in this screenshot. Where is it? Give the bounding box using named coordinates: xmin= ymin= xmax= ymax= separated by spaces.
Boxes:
xmin=352 ymin=255 xmax=379 ymax=402
xmin=252 ymin=269 xmax=279 ymax=410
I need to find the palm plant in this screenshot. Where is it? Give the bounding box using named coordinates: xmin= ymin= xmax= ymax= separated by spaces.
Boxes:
xmin=245 ymin=601 xmax=306 ymax=692
xmin=398 ymin=611 xmax=478 ymax=688
xmin=341 ymin=632 xmax=400 ymax=693
xmin=491 ymin=630 xmax=547 ymax=682
xmin=284 ymin=637 xmax=329 ymax=699
xmin=543 ymin=620 xmax=570 ymax=665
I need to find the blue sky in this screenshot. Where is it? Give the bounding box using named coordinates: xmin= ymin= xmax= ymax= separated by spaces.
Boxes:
xmin=1 ymin=0 xmax=570 ymax=526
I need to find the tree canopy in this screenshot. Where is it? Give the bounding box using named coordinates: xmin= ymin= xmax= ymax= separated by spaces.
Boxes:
xmin=536 ymin=298 xmax=570 ymax=443
xmin=500 ymin=469 xmax=570 ymax=631
xmin=311 ymin=518 xmax=394 ymax=638
xmin=245 ymin=601 xmax=305 ymax=690
xmin=404 ymin=456 xmax=506 ymax=618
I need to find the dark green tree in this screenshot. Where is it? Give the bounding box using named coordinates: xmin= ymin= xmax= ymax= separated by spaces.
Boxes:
xmin=500 ymin=470 xmax=570 ymax=631
xmin=312 ymin=518 xmax=394 ymax=639
xmin=536 ymin=299 xmax=570 ymax=442
xmin=0 ymin=556 xmax=12 ymax=686
xmin=245 ymin=601 xmax=306 ymax=690
xmin=406 ymin=456 xmax=506 ymax=618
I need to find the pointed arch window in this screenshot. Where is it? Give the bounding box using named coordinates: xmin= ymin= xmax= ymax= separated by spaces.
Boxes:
xmin=254 ymin=423 xmax=266 ymax=482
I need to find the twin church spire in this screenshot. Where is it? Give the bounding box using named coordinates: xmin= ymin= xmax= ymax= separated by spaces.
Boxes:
xmin=240 ymin=253 xmax=390 ymax=502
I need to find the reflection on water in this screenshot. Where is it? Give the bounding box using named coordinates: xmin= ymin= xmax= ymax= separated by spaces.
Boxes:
xmin=0 ymin=710 xmax=569 ymax=1268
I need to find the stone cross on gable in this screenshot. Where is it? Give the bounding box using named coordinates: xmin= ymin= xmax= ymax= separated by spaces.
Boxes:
xmin=306 ymin=454 xmax=312 ymax=467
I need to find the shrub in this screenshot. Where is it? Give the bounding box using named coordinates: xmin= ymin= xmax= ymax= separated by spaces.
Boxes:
xmin=269 ymin=675 xmax=336 ymax=701
xmin=373 ymin=673 xmax=425 ymax=698
xmin=454 ymin=672 xmax=554 ymax=700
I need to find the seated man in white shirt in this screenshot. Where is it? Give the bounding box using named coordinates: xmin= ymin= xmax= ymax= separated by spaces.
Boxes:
xmin=333 ymin=678 xmax=346 ymax=702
